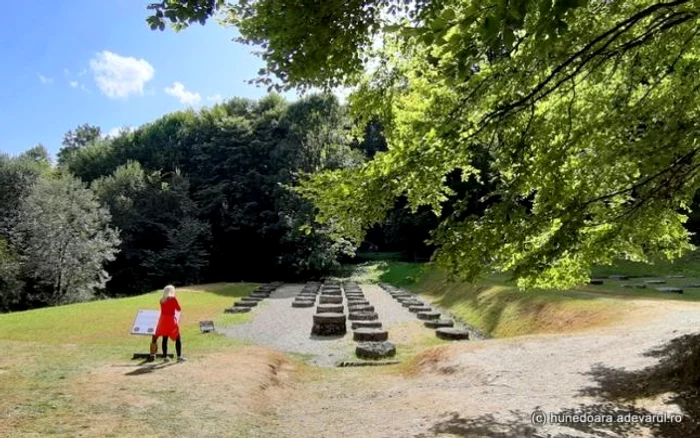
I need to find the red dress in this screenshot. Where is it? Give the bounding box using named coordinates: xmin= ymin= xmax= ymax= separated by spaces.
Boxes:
xmin=155 ymin=297 xmax=181 ymax=340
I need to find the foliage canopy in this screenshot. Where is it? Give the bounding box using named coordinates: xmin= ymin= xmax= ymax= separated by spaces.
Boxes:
xmin=149 ymin=0 xmax=700 ymax=287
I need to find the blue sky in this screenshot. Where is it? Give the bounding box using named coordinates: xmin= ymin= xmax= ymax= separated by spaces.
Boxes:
xmin=0 ymin=0 xmax=296 ymax=157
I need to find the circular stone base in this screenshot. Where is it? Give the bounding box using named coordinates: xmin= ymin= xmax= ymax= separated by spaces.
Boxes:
xmin=351 ymin=321 xmax=383 ymax=330
xmin=409 ymin=305 xmax=432 ymax=313
xmin=311 ymin=313 xmax=347 ymax=336
xmin=348 ymin=305 xmax=375 ymax=313
xmin=224 ymin=307 xmax=251 ymax=313
xmin=417 ymin=311 xmax=441 ymax=320
xmin=356 ymin=342 xmax=396 ymax=359
xmin=353 ymin=328 xmax=389 ymax=342
xmin=292 ymin=300 xmax=315 ymax=308
xmin=436 ymin=328 xmax=470 ymax=340
xmin=348 ymin=312 xmax=379 ymax=321
xmin=235 ymin=301 xmax=258 ymax=308
xmin=250 ymin=293 xmax=270 ymax=298
xmin=319 ymin=295 xmax=343 ymax=304
xmin=317 ymin=304 xmax=344 ymax=313
xmin=297 ymin=293 xmax=318 ymax=299
xmin=424 ymin=319 xmax=454 ymax=328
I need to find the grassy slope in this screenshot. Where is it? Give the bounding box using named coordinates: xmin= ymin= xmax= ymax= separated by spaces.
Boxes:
xmin=0 ymin=283 xmax=261 ymax=437
xmin=354 ymin=254 xmax=700 ymax=338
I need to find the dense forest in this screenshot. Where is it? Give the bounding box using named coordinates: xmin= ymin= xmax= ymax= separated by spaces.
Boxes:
xmin=0 ymin=94 xmax=433 ymax=312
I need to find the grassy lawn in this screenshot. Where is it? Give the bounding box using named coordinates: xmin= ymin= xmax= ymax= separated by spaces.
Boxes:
xmin=0 ymin=282 xmax=272 ymax=437
xmin=353 ymin=253 xmax=700 ymax=338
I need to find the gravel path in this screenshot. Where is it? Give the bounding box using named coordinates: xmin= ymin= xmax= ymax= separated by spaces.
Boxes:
xmin=270 ymin=299 xmax=700 ymax=437
xmin=219 ymin=283 xmax=429 ymax=366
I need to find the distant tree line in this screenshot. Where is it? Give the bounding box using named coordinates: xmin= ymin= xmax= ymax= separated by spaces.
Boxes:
xmin=0 ymin=94 xmax=432 ymax=311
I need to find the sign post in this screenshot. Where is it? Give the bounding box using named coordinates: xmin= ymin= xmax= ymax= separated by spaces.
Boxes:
xmin=130 ymin=310 xmax=181 ymax=360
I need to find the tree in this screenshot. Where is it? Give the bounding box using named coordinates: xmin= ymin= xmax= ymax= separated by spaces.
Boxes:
xmin=12 ymin=174 xmax=120 ymax=305
xmin=0 ymin=236 xmax=23 ymax=312
xmin=0 ymin=148 xmax=50 ymax=236
xmin=92 ymin=162 xmax=210 ymax=294
xmin=148 ymin=1 xmax=700 ymax=288
xmin=58 ymin=123 xmax=102 ymax=166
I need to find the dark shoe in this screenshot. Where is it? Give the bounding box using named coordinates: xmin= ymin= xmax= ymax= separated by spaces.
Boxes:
xmin=177 ymin=356 xmax=187 ymax=363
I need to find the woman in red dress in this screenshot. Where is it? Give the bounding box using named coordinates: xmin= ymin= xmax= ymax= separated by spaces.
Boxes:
xmin=150 ymin=285 xmax=185 ymax=362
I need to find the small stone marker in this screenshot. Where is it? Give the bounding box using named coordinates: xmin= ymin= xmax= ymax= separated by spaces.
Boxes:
xmin=644 ymin=279 xmax=666 ymax=284
xmin=609 ymin=274 xmax=629 ymax=280
xmin=436 ymin=328 xmax=470 ymax=341
xmin=292 ymin=300 xmax=315 ymax=308
xmin=199 ymin=320 xmax=215 ymax=333
xmin=311 ymin=313 xmax=347 ymax=336
xmin=224 ymin=307 xmax=250 ymax=314
xmin=321 ymin=290 xmax=342 ymax=296
xmin=316 ymin=304 xmax=344 ymax=313
xmin=320 ymin=295 xmax=343 ymax=304
xmin=685 ymin=283 xmax=700 ymax=288
xmin=589 ymin=279 xmax=604 ymax=285
xmin=356 ymin=342 xmax=396 ymax=359
xmin=234 ymin=301 xmax=257 ymax=308
xmin=657 ymin=287 xmax=683 ymax=294
xmin=241 ymin=297 xmax=263 ymax=302
xmin=401 ymin=301 xmax=423 ymax=308
xmin=348 ymin=312 xmax=379 ymax=321
xmin=622 ymin=284 xmax=647 ymax=289
xmin=666 ymin=275 xmax=686 ymax=279
xmin=348 ymin=305 xmax=375 ymax=313
xmin=351 ymin=321 xmax=383 ymax=330
xmin=353 ymin=328 xmax=389 ymax=342
xmin=408 ymin=305 xmax=432 ymax=313
xmin=424 ymin=319 xmax=454 ymax=329
xmin=250 ymin=292 xmax=270 ymax=298
xmin=417 ymin=311 xmax=441 ymax=320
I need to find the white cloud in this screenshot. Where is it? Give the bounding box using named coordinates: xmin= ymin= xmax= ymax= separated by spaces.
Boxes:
xmin=89 ymin=51 xmax=155 ymax=99
xmin=105 ymin=126 xmax=134 ymax=138
xmin=78 ymin=69 xmax=88 ymax=76
xmin=165 ymin=82 xmax=201 ymax=105
xmin=207 ymin=93 xmax=223 ymax=103
xmin=69 ymin=81 xmax=78 ymax=88
xmin=37 ymin=73 xmax=54 ymax=85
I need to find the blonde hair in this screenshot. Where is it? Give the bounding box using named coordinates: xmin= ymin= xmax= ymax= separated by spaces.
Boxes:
xmin=161 ymin=285 xmax=175 ymax=302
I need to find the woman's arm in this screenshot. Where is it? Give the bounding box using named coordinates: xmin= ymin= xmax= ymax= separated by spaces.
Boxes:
xmin=173 ymin=297 xmax=181 ymax=311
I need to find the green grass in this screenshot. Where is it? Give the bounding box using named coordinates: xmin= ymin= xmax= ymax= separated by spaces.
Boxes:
xmin=0 ymin=282 xmax=263 ymax=437
xmin=0 ymin=282 xmax=257 ymax=351
xmin=351 ymin=253 xmax=700 ymax=338
xmin=352 ymin=260 xmax=425 ymax=287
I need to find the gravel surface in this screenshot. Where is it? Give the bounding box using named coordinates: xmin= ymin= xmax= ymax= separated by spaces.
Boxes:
xmin=219 ymin=283 xmax=426 ymax=366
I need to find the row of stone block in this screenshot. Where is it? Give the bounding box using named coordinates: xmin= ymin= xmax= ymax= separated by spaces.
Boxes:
xmin=379 ymin=283 xmax=470 ymax=341
xmin=224 ymin=282 xmax=282 ymax=314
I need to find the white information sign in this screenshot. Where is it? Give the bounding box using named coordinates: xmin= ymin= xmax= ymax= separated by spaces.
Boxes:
xmin=130 ymin=309 xmax=181 ymax=336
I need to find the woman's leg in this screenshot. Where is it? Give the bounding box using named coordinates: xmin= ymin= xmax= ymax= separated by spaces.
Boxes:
xmin=175 ymin=336 xmax=182 ymax=358
xmin=162 ymin=336 xmax=169 ymax=357
xmin=149 ymin=336 xmax=158 ymax=360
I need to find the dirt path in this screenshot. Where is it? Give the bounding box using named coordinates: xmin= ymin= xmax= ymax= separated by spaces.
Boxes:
xmin=263 ymin=297 xmax=700 ymax=437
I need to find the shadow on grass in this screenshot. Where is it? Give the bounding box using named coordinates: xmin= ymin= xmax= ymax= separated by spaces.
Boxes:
xmin=418 ymin=412 xmax=539 ymax=437
xmin=421 ymin=335 xmax=700 ymax=437
xmin=125 ymin=361 xmax=177 ymax=376
xmin=575 ymin=332 xmax=700 ymax=437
